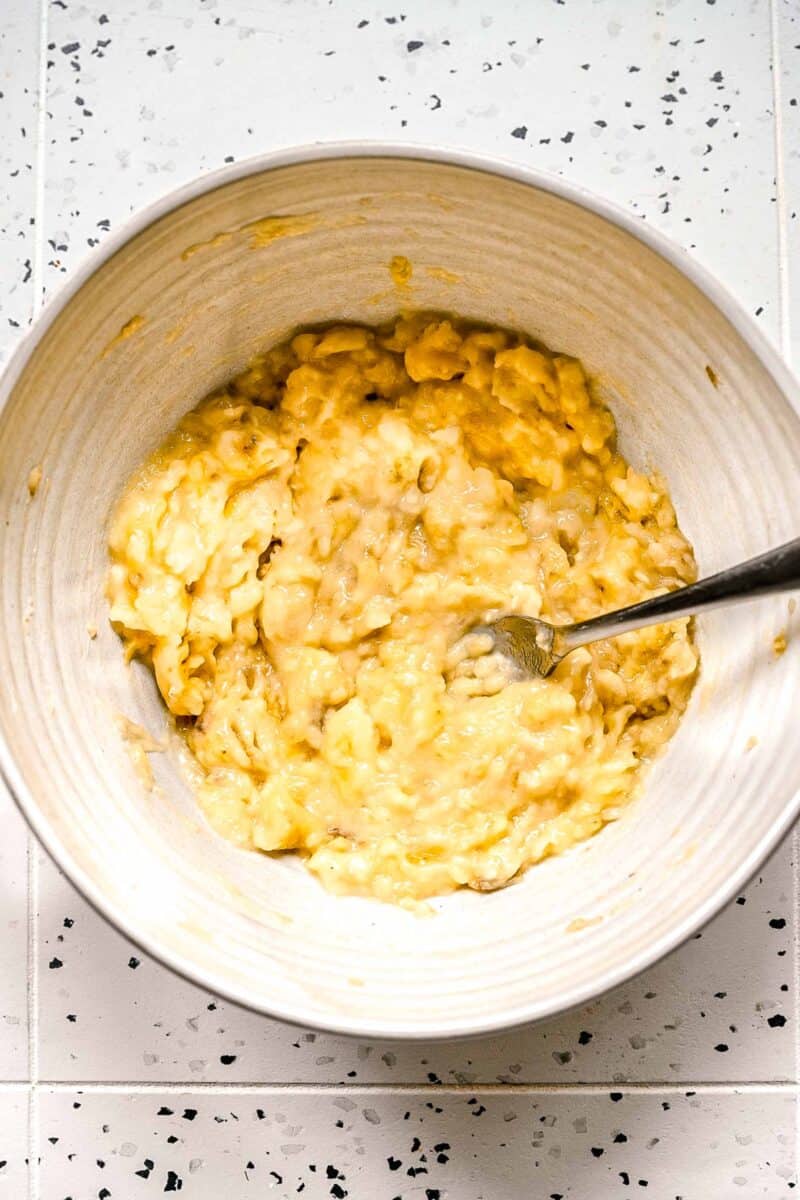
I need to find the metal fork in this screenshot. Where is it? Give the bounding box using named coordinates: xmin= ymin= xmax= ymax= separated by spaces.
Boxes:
xmin=469 ymin=537 xmax=800 ymax=678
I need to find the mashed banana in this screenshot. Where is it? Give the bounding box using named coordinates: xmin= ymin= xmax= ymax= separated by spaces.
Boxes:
xmin=107 ymin=315 xmax=698 ymax=903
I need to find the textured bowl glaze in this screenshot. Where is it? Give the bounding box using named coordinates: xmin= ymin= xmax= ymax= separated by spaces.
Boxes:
xmin=1 ymin=146 xmax=799 ymax=1039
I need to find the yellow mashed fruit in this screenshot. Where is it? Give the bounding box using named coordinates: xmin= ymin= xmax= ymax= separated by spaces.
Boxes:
xmin=107 ymin=315 xmax=698 ymax=904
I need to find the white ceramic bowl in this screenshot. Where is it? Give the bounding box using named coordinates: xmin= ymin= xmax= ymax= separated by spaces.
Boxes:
xmin=1 ymin=145 xmax=799 ymax=1039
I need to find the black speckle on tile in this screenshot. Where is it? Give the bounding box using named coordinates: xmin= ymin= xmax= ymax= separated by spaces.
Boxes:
xmin=157 ymin=1106 xmax=174 ymax=1116
xmin=164 ymin=1170 xmax=183 ymax=1192
xmin=182 ymin=1108 xmax=198 ymax=1120
xmin=767 ymin=1013 xmax=787 ymax=1027
xmin=714 ymin=1043 xmax=729 ymax=1052
xmin=591 ymin=1146 xmax=604 ymax=1158
xmin=220 ymin=1054 xmax=237 ymax=1065
xmin=769 ymin=917 xmax=786 ymax=929
xmin=511 ymin=125 xmax=527 ymax=139
xmin=578 ymin=1031 xmax=593 ymax=1045
xmin=387 ymin=1157 xmax=401 ymax=1171
xmin=610 ymin=1092 xmax=623 ymax=1102
xmin=614 ymin=1133 xmax=628 ymax=1144
xmin=561 ymin=130 xmax=574 ymax=143
xmin=407 ymin=40 xmax=423 ymax=53
xmin=48 ymin=957 xmax=63 ymax=969
xmin=128 ymin=956 xmax=140 ymax=969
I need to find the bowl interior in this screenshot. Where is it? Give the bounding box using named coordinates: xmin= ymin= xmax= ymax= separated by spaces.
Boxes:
xmin=1 ymin=153 xmax=798 ymax=1037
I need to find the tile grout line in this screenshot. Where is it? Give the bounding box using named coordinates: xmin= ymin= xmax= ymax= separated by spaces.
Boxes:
xmin=24 ymin=1081 xmax=800 ymax=1096
xmin=29 ymin=2 xmax=49 ymax=1193
xmin=25 ymin=844 xmax=39 ymax=1200
xmin=25 ymin=849 xmax=39 ymax=1200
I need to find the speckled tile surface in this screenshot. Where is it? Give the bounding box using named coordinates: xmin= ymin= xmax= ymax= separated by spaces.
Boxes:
xmin=0 ymin=1089 xmax=29 ymax=1194
xmin=36 ymin=1088 xmax=796 ymax=1199
xmin=0 ymin=790 xmax=28 ymax=1082
xmin=41 ymin=0 xmax=780 ymax=328
xmin=0 ymin=0 xmax=40 ymax=362
xmin=777 ymin=0 xmax=800 ymax=368
xmin=1 ymin=0 xmax=799 ymax=1195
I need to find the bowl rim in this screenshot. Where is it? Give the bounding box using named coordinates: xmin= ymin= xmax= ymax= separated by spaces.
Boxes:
xmin=1 ymin=139 xmax=799 ymax=1041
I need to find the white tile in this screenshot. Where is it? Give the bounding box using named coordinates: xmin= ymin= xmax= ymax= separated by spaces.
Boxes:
xmin=37 ymin=1086 xmax=797 ymax=1199
xmin=777 ymin=0 xmax=800 ymax=365
xmin=0 ymin=1089 xmax=29 ymax=1194
xmin=37 ymin=834 xmax=795 ymax=1084
xmin=44 ymin=1 xmax=778 ymax=324
xmin=0 ymin=0 xmax=41 ymax=362
xmin=0 ymin=781 xmax=28 ymax=1081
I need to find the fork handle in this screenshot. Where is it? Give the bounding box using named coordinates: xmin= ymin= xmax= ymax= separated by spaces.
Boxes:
xmin=563 ymin=536 xmax=800 ymax=652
